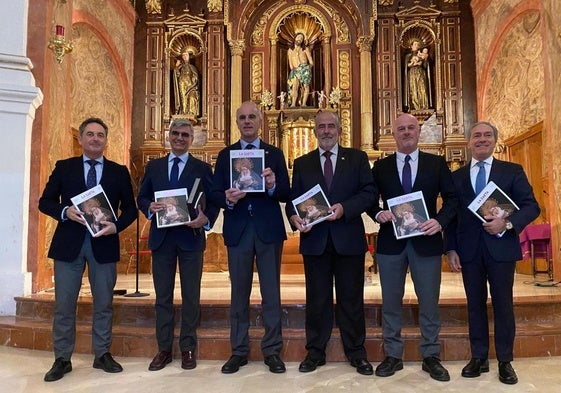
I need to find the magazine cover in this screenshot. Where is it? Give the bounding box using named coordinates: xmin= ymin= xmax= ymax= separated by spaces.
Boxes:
xmin=230 ymin=149 xmax=265 ymax=192
xmin=468 ymin=181 xmax=520 ymax=223
xmin=154 ymin=188 xmax=189 ymax=228
xmin=291 ymin=184 xmax=334 ymax=228
xmin=386 ymin=191 xmax=429 ymax=240
xmin=186 ymin=177 xmax=205 ymax=219
xmin=71 ymin=184 xmax=117 ymax=237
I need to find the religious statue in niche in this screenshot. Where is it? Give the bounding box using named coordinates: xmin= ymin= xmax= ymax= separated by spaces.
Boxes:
xmin=173 ymin=48 xmax=200 ymax=118
xmin=403 ymin=38 xmax=432 ymax=111
xmin=287 ymin=32 xmax=314 ymax=107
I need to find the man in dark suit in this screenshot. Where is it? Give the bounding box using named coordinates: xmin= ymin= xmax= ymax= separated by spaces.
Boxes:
xmin=445 ymin=121 xmax=539 ymax=385
xmin=39 ymin=117 xmax=137 ymax=382
xmin=137 ymin=119 xmax=219 ymax=372
xmin=368 ymin=113 xmax=457 ymax=382
xmin=287 ymin=111 xmax=376 ymax=375
xmin=211 ymin=101 xmax=290 ymax=374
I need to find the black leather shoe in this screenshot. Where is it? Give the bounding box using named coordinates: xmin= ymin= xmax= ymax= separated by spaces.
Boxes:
xmin=221 ymin=355 xmax=248 ymax=374
xmin=298 ymin=355 xmax=326 ymax=373
xmin=181 ymin=350 xmax=197 ymax=370
xmin=149 ymin=350 xmax=172 ymax=371
xmin=461 ymin=358 xmax=489 ymax=378
xmin=422 ymin=356 xmax=450 ymax=382
xmin=44 ymin=358 xmax=72 ymax=382
xmin=350 ymin=358 xmax=373 ymax=375
xmin=498 ymin=361 xmax=518 ymax=385
xmin=375 ymin=356 xmax=403 ymax=377
xmin=264 ymin=354 xmax=286 ymax=373
xmin=93 ymin=352 xmax=123 ymax=373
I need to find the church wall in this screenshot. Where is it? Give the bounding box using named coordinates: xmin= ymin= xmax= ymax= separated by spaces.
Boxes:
xmin=28 ymin=0 xmax=136 ymax=292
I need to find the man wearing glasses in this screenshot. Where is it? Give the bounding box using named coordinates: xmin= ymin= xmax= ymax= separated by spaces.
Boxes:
xmin=137 ymin=119 xmax=219 ymax=372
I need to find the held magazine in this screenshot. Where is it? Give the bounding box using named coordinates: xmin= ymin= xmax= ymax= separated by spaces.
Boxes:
xmin=468 ymin=181 xmax=520 ymax=223
xmin=291 ymin=184 xmax=334 ymax=228
xmin=71 ymin=184 xmax=117 ymax=237
xmin=386 ymin=191 xmax=430 ymax=240
xmin=154 ymin=188 xmax=190 ymax=228
xmin=230 ymin=149 xmax=265 ymax=192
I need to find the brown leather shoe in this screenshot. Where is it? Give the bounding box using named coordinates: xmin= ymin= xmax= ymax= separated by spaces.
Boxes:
xmin=181 ymin=350 xmax=196 ymax=370
xmin=149 ymin=351 xmax=172 ymax=371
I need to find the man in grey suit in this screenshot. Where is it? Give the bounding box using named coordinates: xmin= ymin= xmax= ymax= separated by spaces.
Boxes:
xmin=368 ymin=113 xmax=458 ymax=381
xmin=211 ymin=101 xmax=290 ymax=374
xmin=39 ymin=117 xmax=137 ymax=381
xmin=287 ymin=111 xmax=376 ymax=375
xmin=137 ymin=119 xmax=218 ymax=372
xmin=445 ymin=122 xmax=539 ymax=384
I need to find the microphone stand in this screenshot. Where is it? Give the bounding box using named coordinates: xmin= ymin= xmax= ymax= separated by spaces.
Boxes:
xmin=125 ymin=169 xmax=149 ymax=297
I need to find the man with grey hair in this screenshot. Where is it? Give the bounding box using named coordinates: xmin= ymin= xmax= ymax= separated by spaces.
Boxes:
xmin=39 ymin=117 xmax=137 ymax=381
xmin=137 ymin=119 xmax=219 ymax=372
xmin=445 ymin=121 xmax=539 ymax=385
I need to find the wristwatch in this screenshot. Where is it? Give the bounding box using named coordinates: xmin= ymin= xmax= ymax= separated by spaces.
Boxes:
xmin=505 ymin=220 xmax=513 ymax=230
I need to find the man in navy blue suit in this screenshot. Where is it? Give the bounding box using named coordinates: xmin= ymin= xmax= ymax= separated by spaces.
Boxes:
xmin=211 ymin=101 xmax=290 ymax=374
xmin=368 ymin=113 xmax=458 ymax=382
xmin=445 ymin=121 xmax=539 ymax=385
xmin=39 ymin=117 xmax=137 ymax=381
xmin=137 ymin=119 xmax=219 ymax=372
xmin=287 ymin=111 xmax=377 ymax=375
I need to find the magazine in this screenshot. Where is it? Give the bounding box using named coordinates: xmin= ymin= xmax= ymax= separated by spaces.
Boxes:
xmin=468 ymin=181 xmax=520 ymax=223
xmin=291 ymin=184 xmax=334 ymax=228
xmin=154 ymin=188 xmax=190 ymax=228
xmin=230 ymin=149 xmax=265 ymax=192
xmin=187 ymin=177 xmax=205 ymax=219
xmin=71 ymin=184 xmax=117 ymax=237
xmin=386 ymin=191 xmax=430 ymax=240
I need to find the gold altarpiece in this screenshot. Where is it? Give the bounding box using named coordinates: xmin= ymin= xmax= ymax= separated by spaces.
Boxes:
xmin=137 ymin=0 xmax=473 ymax=172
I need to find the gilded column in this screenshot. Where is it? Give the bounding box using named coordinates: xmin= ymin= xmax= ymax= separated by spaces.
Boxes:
xmin=357 ymin=36 xmax=374 ymax=151
xmin=270 ymin=38 xmax=278 ymax=103
xmin=322 ymin=36 xmax=332 ymax=95
xmin=229 ymin=39 xmax=245 ymax=144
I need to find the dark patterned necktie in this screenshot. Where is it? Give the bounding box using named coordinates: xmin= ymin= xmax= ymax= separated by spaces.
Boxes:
xmin=402 ymin=155 xmax=412 ymax=194
xmin=323 ymin=151 xmax=333 ymax=189
xmin=86 ymin=160 xmax=98 ymax=189
xmin=246 ymin=143 xmax=255 ymax=150
xmin=170 ymin=157 xmax=181 ymax=188
xmin=475 ymin=161 xmax=486 ymax=194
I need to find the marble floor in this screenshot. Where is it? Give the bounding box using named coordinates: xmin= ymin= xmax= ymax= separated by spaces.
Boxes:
xmin=3 ymin=346 xmax=561 ymax=393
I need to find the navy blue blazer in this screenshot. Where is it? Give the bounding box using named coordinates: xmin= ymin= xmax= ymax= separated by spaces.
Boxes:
xmin=287 ymin=147 xmax=377 ymax=256
xmin=444 ymin=159 xmax=540 ymax=262
xmin=38 ymin=156 xmax=137 ymax=263
xmin=137 ymin=154 xmax=219 ymax=252
xmin=368 ymin=151 xmax=458 ymax=257
xmin=210 ymin=140 xmax=290 ymax=247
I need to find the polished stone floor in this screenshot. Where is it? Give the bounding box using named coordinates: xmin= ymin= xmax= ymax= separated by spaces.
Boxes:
xmin=3 ymin=346 xmax=561 ymax=393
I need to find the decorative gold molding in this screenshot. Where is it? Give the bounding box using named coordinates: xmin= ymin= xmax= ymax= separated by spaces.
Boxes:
xmin=357 ymin=36 xmax=374 ymax=52
xmin=208 ymin=0 xmax=222 ymax=13
xmin=228 ymin=39 xmax=245 ymax=56
xmin=146 ymin=0 xmax=162 ymax=14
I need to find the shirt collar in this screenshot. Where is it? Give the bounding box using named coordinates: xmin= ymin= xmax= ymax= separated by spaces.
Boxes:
xmin=396 ymin=149 xmax=419 ymax=162
xmin=470 ymin=156 xmax=493 ymax=169
xmin=169 ymin=152 xmax=189 ymax=163
xmin=83 ymin=155 xmax=104 ymax=164
xmin=240 ymin=138 xmax=261 ymax=149
xmin=319 ymin=144 xmax=339 ymax=156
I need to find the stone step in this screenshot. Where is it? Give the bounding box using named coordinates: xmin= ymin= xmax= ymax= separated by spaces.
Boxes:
xmin=1 ymin=315 xmax=560 ymax=362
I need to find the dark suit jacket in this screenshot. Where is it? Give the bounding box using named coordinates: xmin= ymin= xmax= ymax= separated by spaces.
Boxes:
xmin=444 ymin=159 xmax=540 ymax=262
xmin=38 ymin=156 xmax=137 ymax=263
xmin=369 ymin=151 xmax=458 ymax=257
xmin=287 ymin=147 xmax=376 ymax=256
xmin=210 ymin=140 xmax=290 ymax=247
xmin=137 ymin=154 xmax=219 ymax=251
